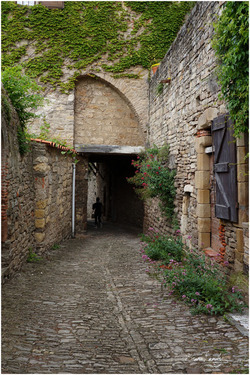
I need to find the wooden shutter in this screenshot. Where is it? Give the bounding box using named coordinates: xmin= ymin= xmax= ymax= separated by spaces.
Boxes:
xmin=211 ymin=114 xmax=238 ymax=222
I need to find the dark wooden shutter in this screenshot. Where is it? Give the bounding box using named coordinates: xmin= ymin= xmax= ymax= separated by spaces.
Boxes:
xmin=211 ymin=114 xmax=238 ymax=222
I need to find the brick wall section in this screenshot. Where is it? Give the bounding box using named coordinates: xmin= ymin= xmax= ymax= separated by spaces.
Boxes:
xmin=146 ymin=2 xmax=248 ymax=273
xmin=1 ymin=88 xmax=36 ymax=281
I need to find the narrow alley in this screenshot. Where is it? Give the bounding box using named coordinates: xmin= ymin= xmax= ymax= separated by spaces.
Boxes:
xmin=2 ymin=223 xmax=248 ymax=374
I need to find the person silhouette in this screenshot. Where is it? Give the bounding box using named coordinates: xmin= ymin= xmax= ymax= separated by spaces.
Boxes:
xmin=92 ymin=197 xmax=102 ymax=228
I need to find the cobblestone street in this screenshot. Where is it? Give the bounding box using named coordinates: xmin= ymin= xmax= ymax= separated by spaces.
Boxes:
xmin=2 ymin=223 xmax=249 ymax=374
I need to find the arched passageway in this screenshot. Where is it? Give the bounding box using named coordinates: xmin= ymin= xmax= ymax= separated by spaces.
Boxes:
xmin=74 ymin=74 xmax=146 ymax=232
xmin=86 ymin=152 xmax=144 ymax=229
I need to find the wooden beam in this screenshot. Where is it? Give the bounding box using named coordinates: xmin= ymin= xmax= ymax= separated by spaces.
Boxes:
xmin=75 ymin=144 xmax=144 ymax=155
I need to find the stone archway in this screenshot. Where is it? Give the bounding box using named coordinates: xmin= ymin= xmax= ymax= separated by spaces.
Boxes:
xmin=74 ymin=75 xmax=145 ymax=231
xmin=74 ymin=75 xmax=145 ymax=149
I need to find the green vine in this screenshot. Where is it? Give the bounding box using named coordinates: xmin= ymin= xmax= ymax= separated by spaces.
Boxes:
xmin=212 ymin=2 xmax=249 ymax=137
xmin=1 ymin=1 xmax=194 ymax=92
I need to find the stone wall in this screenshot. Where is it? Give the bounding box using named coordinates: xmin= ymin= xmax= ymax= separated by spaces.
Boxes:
xmin=1 ymin=89 xmax=85 ymax=281
xmin=28 ymin=69 xmax=149 ymax=149
xmin=32 ymin=141 xmax=75 ymax=251
xmin=146 ymin=2 xmax=249 ymax=273
xmin=74 ymin=76 xmax=144 ymax=147
xmin=2 ymin=89 xmax=36 ymax=280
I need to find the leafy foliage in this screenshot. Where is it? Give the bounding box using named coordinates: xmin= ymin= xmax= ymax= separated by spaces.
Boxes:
xmin=1 ymin=65 xmax=44 ymax=129
xmin=2 ymin=65 xmax=44 ymax=154
xmin=212 ymin=2 xmax=249 ymax=137
xmin=141 ymin=231 xmax=246 ymax=315
xmin=1 ymin=1 xmax=194 ymax=92
xmin=163 ymin=251 xmax=246 ymax=315
xmin=27 ymin=248 xmax=42 ymax=263
xmin=127 ymin=144 xmax=176 ymax=220
xmin=141 ymin=228 xmax=184 ymax=265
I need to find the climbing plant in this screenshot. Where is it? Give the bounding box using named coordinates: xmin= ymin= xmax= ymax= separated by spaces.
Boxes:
xmin=212 ymin=1 xmax=249 ymax=137
xmin=1 ymin=1 xmax=194 ymax=92
xmin=2 ymin=65 xmax=44 ymax=154
xmin=127 ymin=144 xmax=176 ymax=221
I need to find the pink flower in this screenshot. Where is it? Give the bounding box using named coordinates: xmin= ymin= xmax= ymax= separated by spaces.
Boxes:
xmin=206 ymin=304 xmax=213 ymax=309
xmin=195 ymin=292 xmax=200 ymax=296
xmin=182 ymin=295 xmax=186 ymax=299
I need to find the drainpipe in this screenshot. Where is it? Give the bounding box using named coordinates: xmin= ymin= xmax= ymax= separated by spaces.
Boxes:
xmin=72 ymin=163 xmax=76 ymax=238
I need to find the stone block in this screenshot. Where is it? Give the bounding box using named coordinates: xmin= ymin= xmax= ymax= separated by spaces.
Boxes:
xmin=236 ymin=228 xmax=244 ymax=253
xmin=234 ymin=259 xmax=244 ymax=272
xmin=195 ymin=171 xmax=210 ymax=189
xmin=197 ymin=107 xmax=218 ymax=129
xmin=35 ymin=209 xmax=45 ymax=219
xmin=35 ymin=218 xmax=45 ymax=229
xmin=33 ymin=163 xmax=50 ymax=174
xmin=237 ymin=146 xmax=247 ymax=165
xmin=235 ymin=250 xmax=244 ymax=263
xmin=238 ymin=182 xmax=249 ymax=206
xmin=197 ymin=189 xmax=210 ymax=204
xmin=236 ymin=134 xmax=246 ymax=147
xmin=198 ymin=218 xmax=211 ymax=232
xmin=237 ymin=163 xmax=248 ymax=182
xmin=35 ymin=232 xmax=45 ymax=243
xmin=184 ymin=184 xmax=193 ymax=193
xmin=197 ymin=153 xmax=210 ymax=171
xmin=198 ymin=232 xmax=210 ymax=248
xmin=197 ymin=203 xmax=211 ymax=218
xmin=238 ymin=209 xmax=248 ymax=226
xmin=195 ymin=136 xmax=212 ymax=153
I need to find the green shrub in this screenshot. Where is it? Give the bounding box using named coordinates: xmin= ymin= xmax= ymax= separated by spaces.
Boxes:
xmin=2 ymin=65 xmax=44 ymax=154
xmin=163 ymin=251 xmax=246 ymax=315
xmin=127 ymin=144 xmax=176 ymax=221
xmin=140 ymin=230 xmax=246 ymax=315
xmin=2 ymin=65 xmax=44 ymax=130
xmin=141 ymin=228 xmax=183 ymax=264
xmin=27 ymin=248 xmax=42 ymax=263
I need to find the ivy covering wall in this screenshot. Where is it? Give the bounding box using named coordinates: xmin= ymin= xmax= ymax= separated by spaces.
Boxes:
xmin=212 ymin=1 xmax=249 ymax=137
xmin=1 ymin=1 xmax=194 ymax=92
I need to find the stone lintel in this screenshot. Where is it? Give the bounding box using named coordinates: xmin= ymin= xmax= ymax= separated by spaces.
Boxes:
xmin=75 ymin=144 xmax=145 ymax=155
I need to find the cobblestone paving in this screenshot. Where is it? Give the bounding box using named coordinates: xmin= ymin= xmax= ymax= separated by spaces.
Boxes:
xmin=2 ymin=224 xmax=249 ymax=374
